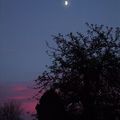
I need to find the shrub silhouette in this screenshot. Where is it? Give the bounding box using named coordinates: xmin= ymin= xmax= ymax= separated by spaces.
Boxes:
xmin=34 ymin=24 xmax=120 ymax=120
xmin=35 ymin=89 xmax=69 ymax=120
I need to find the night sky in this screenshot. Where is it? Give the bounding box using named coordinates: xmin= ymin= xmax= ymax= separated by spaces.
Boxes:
xmin=0 ymin=0 xmax=120 ymax=119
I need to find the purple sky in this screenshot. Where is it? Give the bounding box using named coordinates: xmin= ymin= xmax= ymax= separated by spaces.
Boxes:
xmin=0 ymin=0 xmax=120 ymax=119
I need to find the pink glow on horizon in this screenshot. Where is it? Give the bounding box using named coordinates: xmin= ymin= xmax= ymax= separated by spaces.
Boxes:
xmin=22 ymin=101 xmax=37 ymax=113
xmin=11 ymin=84 xmax=38 ymax=113
xmin=1 ymin=83 xmax=39 ymax=113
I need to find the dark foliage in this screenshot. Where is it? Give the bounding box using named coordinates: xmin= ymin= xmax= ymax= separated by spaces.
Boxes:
xmin=34 ymin=24 xmax=120 ymax=120
xmin=35 ymin=89 xmax=71 ymax=120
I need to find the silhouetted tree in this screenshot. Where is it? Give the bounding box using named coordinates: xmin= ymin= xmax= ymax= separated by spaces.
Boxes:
xmin=0 ymin=101 xmax=23 ymax=120
xmin=34 ymin=24 xmax=120 ymax=120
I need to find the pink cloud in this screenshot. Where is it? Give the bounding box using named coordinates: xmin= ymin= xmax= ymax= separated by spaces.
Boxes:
xmin=9 ymin=96 xmax=28 ymax=100
xmin=11 ymin=84 xmax=28 ymax=92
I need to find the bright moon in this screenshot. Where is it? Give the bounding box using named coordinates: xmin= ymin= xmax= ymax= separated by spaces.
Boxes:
xmin=64 ymin=1 xmax=68 ymax=6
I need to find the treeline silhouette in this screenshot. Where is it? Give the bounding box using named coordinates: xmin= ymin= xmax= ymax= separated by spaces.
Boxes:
xmin=34 ymin=23 xmax=120 ymax=120
xmin=0 ymin=101 xmax=23 ymax=120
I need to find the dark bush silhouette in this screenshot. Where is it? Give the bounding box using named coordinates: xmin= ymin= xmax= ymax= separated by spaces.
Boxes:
xmin=34 ymin=24 xmax=120 ymax=120
xmin=35 ymin=89 xmax=70 ymax=120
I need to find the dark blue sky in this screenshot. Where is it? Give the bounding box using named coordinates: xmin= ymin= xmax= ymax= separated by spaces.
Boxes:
xmin=0 ymin=0 xmax=120 ymax=84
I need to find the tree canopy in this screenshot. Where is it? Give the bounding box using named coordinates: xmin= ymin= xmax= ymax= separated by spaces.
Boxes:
xmin=34 ymin=24 xmax=120 ymax=120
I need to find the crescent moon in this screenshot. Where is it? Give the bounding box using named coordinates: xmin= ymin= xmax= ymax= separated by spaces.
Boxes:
xmin=64 ymin=0 xmax=69 ymax=6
